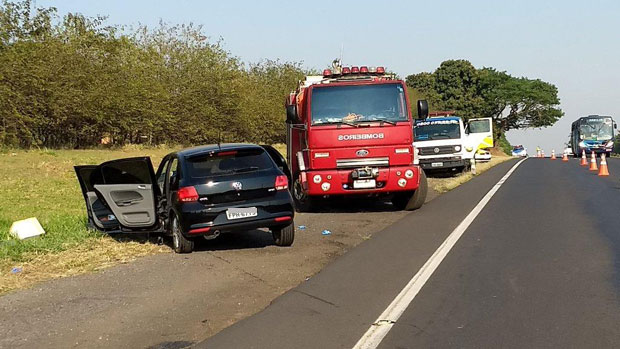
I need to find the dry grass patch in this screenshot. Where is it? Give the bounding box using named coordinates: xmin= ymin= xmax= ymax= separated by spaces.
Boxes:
xmin=428 ymin=155 xmax=514 ymax=193
xmin=1 ymin=235 xmax=169 ymax=295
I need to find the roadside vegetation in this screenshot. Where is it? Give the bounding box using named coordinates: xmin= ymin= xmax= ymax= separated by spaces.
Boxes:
xmin=0 ymin=147 xmax=176 ymax=293
xmin=0 ymin=1 xmax=306 ymax=148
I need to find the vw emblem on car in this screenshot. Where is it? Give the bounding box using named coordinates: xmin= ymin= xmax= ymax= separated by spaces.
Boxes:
xmin=433 ymin=147 xmax=440 ymax=154
xmin=356 ymin=149 xmax=369 ymax=157
xmin=232 ymin=181 xmax=243 ymax=191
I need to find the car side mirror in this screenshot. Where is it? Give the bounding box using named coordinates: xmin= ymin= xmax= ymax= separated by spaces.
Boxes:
xmin=417 ymin=100 xmax=428 ymax=119
xmin=615 ymin=122 xmax=617 ymax=129
xmin=286 ymin=104 xmax=298 ymax=123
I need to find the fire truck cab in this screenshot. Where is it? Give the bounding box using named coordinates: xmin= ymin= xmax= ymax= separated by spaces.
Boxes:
xmin=285 ymin=62 xmax=427 ymax=211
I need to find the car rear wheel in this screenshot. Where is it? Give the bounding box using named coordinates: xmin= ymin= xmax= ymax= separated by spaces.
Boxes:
xmin=272 ymin=222 xmax=295 ymax=246
xmin=391 ymin=170 xmax=427 ymax=211
xmin=171 ymin=214 xmax=194 ymax=253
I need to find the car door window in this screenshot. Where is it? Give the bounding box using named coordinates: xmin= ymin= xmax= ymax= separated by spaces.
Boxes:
xmin=167 ymin=158 xmax=179 ymax=191
xmin=101 ymin=159 xmax=153 ymax=184
xmin=157 ymin=158 xmax=170 ymax=194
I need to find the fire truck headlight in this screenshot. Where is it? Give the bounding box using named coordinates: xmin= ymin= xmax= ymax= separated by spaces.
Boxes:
xmin=606 ymin=141 xmax=614 ymax=148
xmin=313 ymin=175 xmax=322 ymax=184
xmin=454 ymin=145 xmax=461 ymax=152
xmin=398 ymin=178 xmax=407 ymax=187
xmin=405 ymin=169 xmax=414 ymax=179
xmin=321 ymin=182 xmax=331 ymax=191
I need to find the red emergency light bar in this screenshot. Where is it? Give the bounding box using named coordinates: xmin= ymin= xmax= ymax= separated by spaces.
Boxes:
xmin=321 ymin=65 xmax=387 ymax=78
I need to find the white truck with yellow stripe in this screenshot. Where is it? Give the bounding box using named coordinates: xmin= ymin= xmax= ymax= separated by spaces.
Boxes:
xmin=413 ymin=114 xmax=493 ymax=172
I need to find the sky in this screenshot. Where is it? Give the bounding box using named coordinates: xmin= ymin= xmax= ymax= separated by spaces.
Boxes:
xmin=37 ymin=0 xmax=620 ymax=153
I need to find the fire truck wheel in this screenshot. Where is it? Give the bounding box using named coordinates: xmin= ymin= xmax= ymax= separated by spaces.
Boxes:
xmin=272 ymin=221 xmax=295 ymax=246
xmin=293 ymin=178 xmax=315 ymax=212
xmin=392 ymin=170 xmax=427 ymax=211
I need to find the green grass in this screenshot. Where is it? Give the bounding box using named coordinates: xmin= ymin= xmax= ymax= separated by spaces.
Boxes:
xmin=0 ymin=147 xmax=177 ymax=265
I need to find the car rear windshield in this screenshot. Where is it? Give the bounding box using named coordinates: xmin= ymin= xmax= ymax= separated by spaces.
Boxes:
xmin=186 ymin=149 xmax=274 ymax=178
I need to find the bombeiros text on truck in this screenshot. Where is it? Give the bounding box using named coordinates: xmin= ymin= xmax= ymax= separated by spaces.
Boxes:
xmin=285 ymin=60 xmax=427 ymax=211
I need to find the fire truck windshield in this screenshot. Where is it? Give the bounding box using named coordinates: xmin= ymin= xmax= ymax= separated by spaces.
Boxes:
xmin=311 ymin=84 xmax=407 ymax=126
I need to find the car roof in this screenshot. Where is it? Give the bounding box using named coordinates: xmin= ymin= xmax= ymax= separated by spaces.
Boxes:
xmin=175 ymin=143 xmax=263 ymax=158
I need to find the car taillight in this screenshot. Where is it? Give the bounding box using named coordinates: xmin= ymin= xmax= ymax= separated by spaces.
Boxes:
xmin=275 ymin=175 xmax=288 ymax=190
xmin=178 ymin=186 xmax=199 ymax=202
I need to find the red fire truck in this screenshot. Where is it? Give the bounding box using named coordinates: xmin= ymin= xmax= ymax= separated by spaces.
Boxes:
xmin=285 ymin=62 xmax=428 ymax=211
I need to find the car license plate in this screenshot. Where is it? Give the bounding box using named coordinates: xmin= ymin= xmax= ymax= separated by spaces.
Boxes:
xmin=226 ymin=207 xmax=257 ymax=220
xmin=431 ymin=162 xmax=443 ymax=167
xmin=353 ymin=179 xmax=376 ymax=189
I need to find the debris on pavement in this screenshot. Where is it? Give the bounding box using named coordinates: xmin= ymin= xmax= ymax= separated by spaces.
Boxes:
xmin=11 ymin=267 xmax=22 ymax=274
xmin=9 ymin=217 xmax=46 ymax=240
xmin=298 ymin=225 xmax=306 ymax=230
xmin=321 ymin=230 xmax=332 ymax=236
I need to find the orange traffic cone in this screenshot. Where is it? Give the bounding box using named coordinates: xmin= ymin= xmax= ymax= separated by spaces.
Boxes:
xmin=562 ymin=152 xmax=568 ymax=162
xmin=589 ymin=152 xmax=598 ymax=171
xmin=580 ymin=150 xmax=588 ymax=166
xmin=551 ymin=150 xmax=556 ymax=160
xmin=598 ymin=153 xmax=610 ymax=176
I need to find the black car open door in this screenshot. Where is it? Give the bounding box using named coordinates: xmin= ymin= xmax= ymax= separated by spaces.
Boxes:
xmin=74 ymin=157 xmax=160 ymax=232
xmin=75 ymin=165 xmax=121 ymax=231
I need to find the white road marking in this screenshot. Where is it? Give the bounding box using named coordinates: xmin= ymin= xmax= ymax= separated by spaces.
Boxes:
xmin=353 ymin=158 xmax=527 ymax=349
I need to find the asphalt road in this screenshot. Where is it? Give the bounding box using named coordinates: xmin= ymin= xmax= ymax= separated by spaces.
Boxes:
xmin=200 ymin=157 xmax=620 ymax=348
xmin=0 ymin=188 xmax=419 ymax=348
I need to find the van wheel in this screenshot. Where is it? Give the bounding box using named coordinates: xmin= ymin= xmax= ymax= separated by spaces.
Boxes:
xmin=391 ymin=170 xmax=428 ymax=211
xmin=273 ymin=222 xmax=295 ymax=246
xmin=171 ymin=215 xmax=194 ymax=253
xmin=293 ymin=178 xmax=314 ymax=212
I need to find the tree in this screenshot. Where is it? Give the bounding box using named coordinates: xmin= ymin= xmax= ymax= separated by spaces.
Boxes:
xmin=0 ymin=1 xmax=307 ymax=148
xmin=478 ymin=68 xmax=563 ymax=140
xmin=405 ymin=60 xmax=563 ymax=143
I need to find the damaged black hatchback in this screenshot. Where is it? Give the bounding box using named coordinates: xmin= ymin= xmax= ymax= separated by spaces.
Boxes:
xmin=75 ymin=144 xmax=295 ymax=253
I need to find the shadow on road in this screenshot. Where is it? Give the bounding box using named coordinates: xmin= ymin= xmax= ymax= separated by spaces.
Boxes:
xmin=192 ymin=229 xmax=275 ymax=252
xmin=308 ymin=196 xmax=399 ymax=213
xmin=147 ymin=341 xmax=194 ymax=349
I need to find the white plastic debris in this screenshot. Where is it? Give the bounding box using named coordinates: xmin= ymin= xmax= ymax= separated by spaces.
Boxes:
xmin=9 ymin=217 xmax=46 ymax=240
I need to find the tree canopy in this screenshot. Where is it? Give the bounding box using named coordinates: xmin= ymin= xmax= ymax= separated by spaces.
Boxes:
xmin=406 ymin=60 xmax=563 ymax=140
xmin=0 ymin=0 xmax=306 ymax=148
